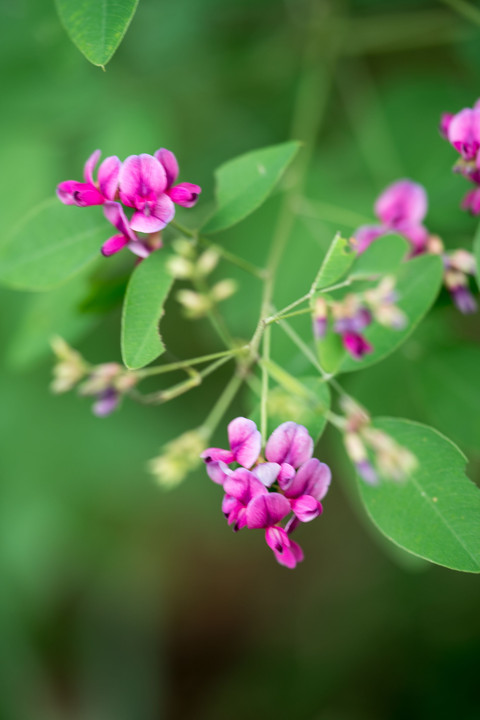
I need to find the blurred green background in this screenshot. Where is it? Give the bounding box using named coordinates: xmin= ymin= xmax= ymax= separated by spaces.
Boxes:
xmin=1 ymin=0 xmax=480 ymax=718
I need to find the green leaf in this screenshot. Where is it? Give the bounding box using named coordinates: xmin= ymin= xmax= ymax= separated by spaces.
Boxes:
xmin=121 ymin=250 xmax=173 ymax=370
xmin=355 ymin=418 xmax=480 ymax=573
xmin=416 ymin=345 xmax=480 ymax=452
xmin=340 ymin=253 xmax=443 ymax=373
xmin=350 ymin=233 xmax=409 ymax=278
xmin=0 ymin=199 xmax=106 ymax=291
xmin=474 ymin=218 xmax=480 ymax=291
xmin=202 ymin=141 xmax=301 ymax=234
xmin=55 ymin=0 xmax=139 ymax=67
xmin=311 ymin=233 xmax=355 ymax=292
xmin=5 ymin=268 xmax=98 ymax=370
xmin=251 ymin=376 xmax=330 ymax=443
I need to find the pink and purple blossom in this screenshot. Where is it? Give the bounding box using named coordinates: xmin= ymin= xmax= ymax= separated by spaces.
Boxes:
xmin=201 ymin=418 xmax=331 ymax=569
xmin=57 ymin=150 xmax=121 ymax=207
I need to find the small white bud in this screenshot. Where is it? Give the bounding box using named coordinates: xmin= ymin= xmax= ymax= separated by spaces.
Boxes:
xmin=210 ymin=279 xmax=238 ymax=302
xmin=167 ymin=255 xmax=194 ymax=279
xmin=197 ymin=248 xmax=220 ymax=276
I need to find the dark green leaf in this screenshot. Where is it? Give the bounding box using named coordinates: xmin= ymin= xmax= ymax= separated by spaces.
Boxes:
xmin=121 ymin=250 xmax=173 ymax=370
xmin=202 ymin=141 xmax=300 ymax=234
xmin=356 ymin=418 xmax=480 ymax=573
xmin=0 ymin=200 xmax=106 ymax=291
xmin=55 ymin=0 xmax=140 ymax=67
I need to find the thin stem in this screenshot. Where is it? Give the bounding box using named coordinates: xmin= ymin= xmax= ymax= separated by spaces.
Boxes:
xmin=201 ymin=371 xmax=245 ymax=438
xmin=278 ymin=319 xmax=329 ymax=379
xmin=265 ymin=292 xmax=311 ymax=324
xmin=268 ymin=306 xmax=313 ymax=323
xmin=136 ymin=346 xmax=248 ymax=378
xmin=198 ymin=237 xmax=265 ymax=279
xmin=260 ymin=323 xmax=271 ymax=439
xmin=171 ymin=219 xmax=196 ymax=238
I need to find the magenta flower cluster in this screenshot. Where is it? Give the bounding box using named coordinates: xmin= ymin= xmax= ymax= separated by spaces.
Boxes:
xmin=440 ymin=99 xmax=480 ymax=214
xmin=57 ymin=149 xmax=201 ymax=258
xmin=201 ymin=418 xmax=331 ymax=569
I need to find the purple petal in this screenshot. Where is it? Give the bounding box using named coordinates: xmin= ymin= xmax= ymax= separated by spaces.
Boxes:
xmin=98 ymin=156 xmax=121 ymax=200
xmin=448 ymin=108 xmax=480 ymax=160
xmin=201 ymin=447 xmax=235 ymax=464
xmin=56 ymin=181 xmax=104 ymax=207
xmin=265 ymin=422 xmax=314 ymax=468
xmin=439 ymin=112 xmax=454 ymax=141
xmin=252 ymin=462 xmax=280 ymax=487
xmin=343 ymin=332 xmax=373 ymax=359
xmin=167 ymin=182 xmax=201 ymax=208
xmin=353 ymin=225 xmax=385 ymax=254
xmin=83 ymin=149 xmax=101 ymax=184
xmin=154 ymin=148 xmax=179 ymax=187
xmin=356 ymin=460 xmax=378 ymax=485
xmin=450 ymin=286 xmax=478 ymax=314
xmin=119 ymin=154 xmax=167 ymax=206
xmin=223 ymin=468 xmax=267 ymax=504
xmin=227 ymin=417 xmax=262 ymax=468
xmin=101 ymin=234 xmax=129 ymax=257
xmin=103 ymin=201 xmax=136 ymax=240
xmin=246 ymin=492 xmax=290 ymax=529
xmin=93 ymin=388 xmax=118 ymax=417
xmin=129 ymin=195 xmax=175 ymax=233
xmin=290 ymin=495 xmax=322 ymax=522
xmin=284 ymin=458 xmax=331 ymax=500
xmin=375 ymin=179 xmax=427 ymax=227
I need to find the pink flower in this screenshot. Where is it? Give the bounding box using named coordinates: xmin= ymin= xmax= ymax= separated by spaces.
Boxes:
xmin=281 ymin=458 xmax=331 ymax=523
xmin=118 ymin=154 xmax=176 ymax=233
xmin=343 ymin=332 xmax=373 ymax=360
xmin=201 ymin=417 xmax=262 ymax=470
xmin=57 ymin=150 xmax=121 ymax=207
xmin=265 ymin=421 xmax=314 ymax=468
xmin=353 ymin=180 xmax=429 ymax=255
xmin=101 ymin=201 xmax=152 ymax=258
xmin=265 ymin=527 xmax=304 ymax=569
xmin=222 ymin=468 xmax=268 ymax=531
xmin=155 ymin=148 xmax=202 ymax=208
xmin=246 ymin=493 xmax=302 ymax=569
xmin=447 ymin=107 xmax=480 ymax=161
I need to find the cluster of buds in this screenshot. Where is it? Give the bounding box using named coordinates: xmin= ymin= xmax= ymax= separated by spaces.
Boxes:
xmin=201 ymin=418 xmax=331 ymax=569
xmin=352 ymin=179 xmax=429 ymax=256
xmin=426 ymin=237 xmax=477 ymax=314
xmin=149 ymin=429 xmax=207 ymax=489
xmin=313 ymin=276 xmax=406 ymax=360
xmin=51 ymin=337 xmax=137 ymax=416
xmin=341 ymin=397 xmax=417 ymax=485
xmin=57 ymin=148 xmax=201 ymax=258
xmin=440 ymin=100 xmax=480 ymax=214
xmin=168 ymin=238 xmax=237 ymax=318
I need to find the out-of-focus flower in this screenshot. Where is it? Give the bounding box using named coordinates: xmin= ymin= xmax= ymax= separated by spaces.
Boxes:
xmin=149 ymin=430 xmax=206 ymax=489
xmin=50 ymin=336 xmax=89 ymax=393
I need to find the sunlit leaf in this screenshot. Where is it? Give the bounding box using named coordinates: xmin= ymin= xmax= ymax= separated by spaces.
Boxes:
xmin=121 ymin=250 xmax=173 ymax=369
xmin=202 ymin=141 xmax=300 ymax=234
xmin=0 ymin=199 xmax=106 ymax=291
xmin=355 ymin=418 xmax=480 ymax=573
xmin=55 ymin=0 xmax=140 ymax=67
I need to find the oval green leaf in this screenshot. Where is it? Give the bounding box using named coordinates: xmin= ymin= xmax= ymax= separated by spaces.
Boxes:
xmin=350 ymin=233 xmax=409 ymax=278
xmin=355 ymin=418 xmax=480 ymax=573
xmin=121 ymin=250 xmax=173 ymax=370
xmin=311 ymin=233 xmax=355 ymax=292
xmin=202 ymin=141 xmax=301 ymax=234
xmin=0 ymin=199 xmax=106 ymax=291
xmin=55 ymin=0 xmax=139 ymax=67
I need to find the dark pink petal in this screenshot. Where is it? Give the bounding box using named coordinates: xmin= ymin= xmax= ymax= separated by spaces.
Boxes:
xmin=83 ymin=149 xmax=101 ymax=184
xmin=201 ymin=447 xmax=235 ymax=464
xmin=439 ymin=113 xmax=454 ymax=140
xmin=101 ymin=234 xmax=129 ymax=257
xmin=375 ymin=179 xmax=427 ymax=227
xmin=462 ymin=187 xmax=480 ymax=215
xmin=154 ymin=148 xmax=179 ymax=187
xmin=448 ymin=108 xmax=480 ymax=160
xmin=395 ymin=222 xmax=429 ymax=254
xmin=265 ymin=527 xmax=303 ymax=569
xmin=93 ymin=388 xmax=118 ymax=417
xmin=98 ymin=156 xmax=121 ymax=200
xmin=119 ymin=154 xmax=167 ymax=206
xmin=290 ymin=495 xmax=322 ymax=523
xmin=353 ymin=225 xmax=385 ymax=253
xmin=252 ymin=462 xmax=280 ymax=487
xmin=57 ymin=181 xmax=104 ymax=207
xmin=223 ymin=468 xmax=267 ymax=504
xmin=265 ymin=422 xmax=313 ymax=468
xmin=343 ymin=332 xmax=373 ymax=359
xmin=103 ymin=201 xmax=136 ymax=241
xmin=284 ymin=458 xmax=331 ymax=500
xmin=246 ymin=492 xmax=290 ymax=529
xmin=167 ymin=182 xmax=202 ymax=208
xmin=227 ymin=417 xmax=262 ymax=468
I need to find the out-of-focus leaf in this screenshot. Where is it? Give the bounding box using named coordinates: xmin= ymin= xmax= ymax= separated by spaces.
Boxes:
xmin=311 ymin=233 xmax=355 ymax=291
xmin=340 ymin=254 xmax=443 ymax=373
xmin=251 ymin=376 xmax=330 ymax=443
xmin=5 ymin=269 xmax=98 ymax=370
xmin=55 ymin=0 xmax=140 ymax=67
xmin=474 ymin=218 xmax=480 ymax=290
xmin=350 ymin=233 xmax=409 ymax=278
xmin=79 ymin=273 xmax=130 ymax=314
xmin=121 ymin=250 xmax=173 ymax=369
xmin=416 ymin=345 xmax=480 ymax=452
xmin=0 ymin=200 xmax=106 ymax=291
xmin=355 ymin=418 xmax=480 ymax=573
xmin=202 ymin=141 xmax=300 ymax=234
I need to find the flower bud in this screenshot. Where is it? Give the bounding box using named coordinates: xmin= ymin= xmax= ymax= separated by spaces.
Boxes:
xmin=197 ymin=248 xmax=220 ymax=276
xmin=176 ymin=289 xmax=212 ymax=317
xmin=210 ymin=279 xmax=238 ymax=302
xmin=149 ymin=430 xmax=206 ymax=489
xmin=50 ymin=336 xmax=89 ymax=393
xmin=167 ymin=255 xmax=194 ymax=279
